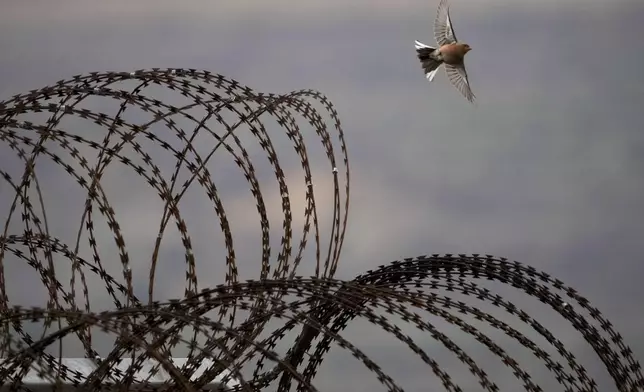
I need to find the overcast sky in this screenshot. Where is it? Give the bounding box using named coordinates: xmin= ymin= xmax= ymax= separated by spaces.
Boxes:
xmin=1 ymin=0 xmax=643 ymax=390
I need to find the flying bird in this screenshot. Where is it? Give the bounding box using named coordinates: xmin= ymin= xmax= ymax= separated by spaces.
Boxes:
xmin=415 ymin=0 xmax=475 ymax=103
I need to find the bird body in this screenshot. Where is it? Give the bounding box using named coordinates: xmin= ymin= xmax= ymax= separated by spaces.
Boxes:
xmin=415 ymin=0 xmax=475 ymax=103
xmin=438 ymin=43 xmax=470 ymax=64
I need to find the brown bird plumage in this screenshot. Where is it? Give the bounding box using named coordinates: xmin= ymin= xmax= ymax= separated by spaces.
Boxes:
xmin=414 ymin=0 xmax=475 ymax=103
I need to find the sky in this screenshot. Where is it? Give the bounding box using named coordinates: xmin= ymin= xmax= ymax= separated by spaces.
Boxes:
xmin=1 ymin=0 xmax=644 ymax=390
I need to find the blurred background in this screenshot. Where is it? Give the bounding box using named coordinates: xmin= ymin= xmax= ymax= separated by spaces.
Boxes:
xmin=1 ymin=0 xmax=643 ymax=390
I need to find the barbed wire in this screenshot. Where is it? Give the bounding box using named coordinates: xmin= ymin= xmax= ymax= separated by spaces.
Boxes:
xmin=0 ymin=69 xmax=642 ymax=391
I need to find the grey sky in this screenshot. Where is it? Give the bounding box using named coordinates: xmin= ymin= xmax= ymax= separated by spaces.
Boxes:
xmin=1 ymin=0 xmax=643 ymax=390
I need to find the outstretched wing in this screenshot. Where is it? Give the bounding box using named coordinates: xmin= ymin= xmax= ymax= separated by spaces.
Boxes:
xmin=434 ymin=0 xmax=458 ymax=46
xmin=445 ymin=63 xmax=475 ymax=103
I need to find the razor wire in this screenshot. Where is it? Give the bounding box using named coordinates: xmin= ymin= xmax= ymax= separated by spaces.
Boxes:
xmin=0 ymin=69 xmax=642 ymax=391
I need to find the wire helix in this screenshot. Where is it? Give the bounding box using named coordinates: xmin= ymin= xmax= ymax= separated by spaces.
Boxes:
xmin=0 ymin=69 xmax=641 ymax=391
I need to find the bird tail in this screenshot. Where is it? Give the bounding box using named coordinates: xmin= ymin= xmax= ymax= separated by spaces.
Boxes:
xmin=414 ymin=40 xmax=442 ymax=82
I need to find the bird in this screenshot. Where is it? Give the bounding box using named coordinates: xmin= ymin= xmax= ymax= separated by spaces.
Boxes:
xmin=414 ymin=0 xmax=475 ymax=103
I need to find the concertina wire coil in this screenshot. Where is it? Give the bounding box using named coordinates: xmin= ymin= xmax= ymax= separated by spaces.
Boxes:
xmin=0 ymin=68 xmax=641 ymax=391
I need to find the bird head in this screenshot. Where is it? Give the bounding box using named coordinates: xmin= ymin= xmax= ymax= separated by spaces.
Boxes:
xmin=463 ymin=44 xmax=472 ymax=53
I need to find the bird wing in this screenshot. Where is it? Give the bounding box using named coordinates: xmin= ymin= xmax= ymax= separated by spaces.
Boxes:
xmin=445 ymin=63 xmax=475 ymax=103
xmin=434 ymin=0 xmax=458 ymax=46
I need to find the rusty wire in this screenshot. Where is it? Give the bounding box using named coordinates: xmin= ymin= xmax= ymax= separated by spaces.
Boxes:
xmin=0 ymin=69 xmax=642 ymax=391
